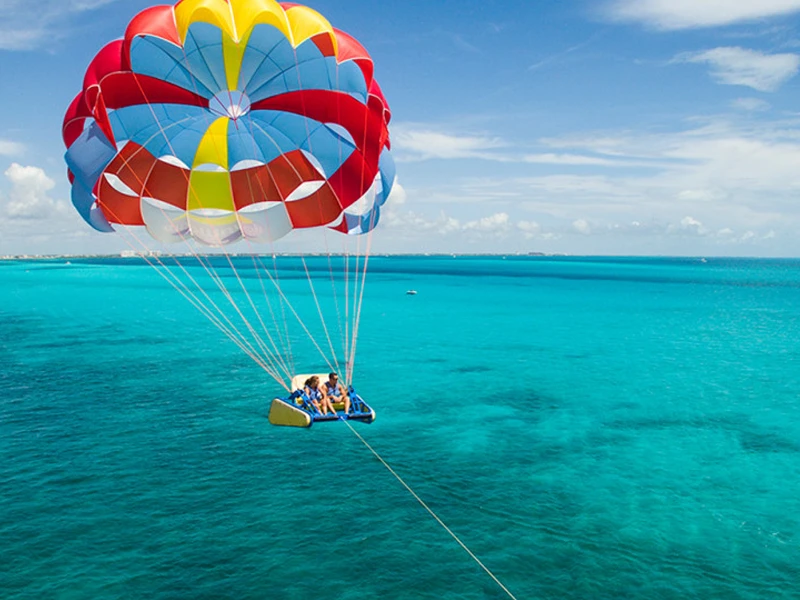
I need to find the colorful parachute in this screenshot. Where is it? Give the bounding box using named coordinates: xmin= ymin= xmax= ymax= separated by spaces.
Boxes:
xmin=62 ymin=0 xmax=395 ymax=245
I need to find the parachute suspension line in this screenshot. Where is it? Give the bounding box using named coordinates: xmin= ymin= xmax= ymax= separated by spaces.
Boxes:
xmin=343 ymin=245 xmax=351 ymax=385
xmin=191 ymin=251 xmax=292 ymax=382
xmin=348 ymin=225 xmax=377 ymax=384
xmin=247 ymin=250 xmax=294 ymax=376
xmin=349 ymin=231 xmax=367 ymax=385
xmin=266 ymin=250 xmax=296 ymax=378
xmin=299 ymin=255 xmax=342 ymax=377
xmin=219 ymin=251 xmax=295 ymax=383
xmin=323 ymin=229 xmax=347 ymax=375
xmin=128 ymin=74 xmax=290 ymax=385
xmin=104 ymin=210 xmax=288 ymax=389
xmin=104 ymin=146 xmax=287 ymax=383
xmin=240 ymin=254 xmax=339 ymax=375
xmin=343 ymin=422 xmax=520 ymax=600
xmin=347 ymin=247 xmax=361 ymax=384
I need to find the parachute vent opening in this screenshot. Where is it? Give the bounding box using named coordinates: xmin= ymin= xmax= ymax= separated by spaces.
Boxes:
xmin=209 ymin=91 xmax=251 ymax=120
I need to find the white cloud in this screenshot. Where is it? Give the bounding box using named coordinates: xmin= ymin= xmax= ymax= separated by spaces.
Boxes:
xmin=384 ymin=207 xmax=546 ymax=241
xmin=517 ymin=220 xmax=541 ymax=239
xmin=463 ymin=212 xmax=511 ymax=233
xmin=0 ymin=140 xmax=25 ymax=156
xmin=677 ymin=189 xmax=727 ymax=202
xmin=573 ymin=219 xmax=592 ymax=235
xmin=0 ymin=0 xmax=121 ymax=51
xmin=385 ymin=182 xmax=407 ymax=207
xmin=392 ymin=126 xmax=505 ymax=161
xmin=3 ymin=163 xmax=68 ymax=219
xmin=731 ymin=98 xmax=772 ymax=111
xmin=677 ymin=216 xmax=709 ymax=235
xmin=605 ymin=0 xmax=800 ymax=30
xmin=675 ymin=47 xmax=800 ymax=92
xmin=523 ymin=153 xmax=619 ymax=166
xmin=392 ymin=125 xmax=670 ymax=168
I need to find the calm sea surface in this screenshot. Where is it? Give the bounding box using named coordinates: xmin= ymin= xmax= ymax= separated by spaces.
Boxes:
xmin=1 ymin=256 xmax=799 ymax=599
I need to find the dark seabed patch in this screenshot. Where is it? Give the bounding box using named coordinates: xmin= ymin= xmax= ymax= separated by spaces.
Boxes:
xmin=738 ymin=429 xmax=800 ymax=454
xmin=452 ymin=364 xmax=494 ymax=374
xmin=603 ymin=413 xmax=750 ymax=432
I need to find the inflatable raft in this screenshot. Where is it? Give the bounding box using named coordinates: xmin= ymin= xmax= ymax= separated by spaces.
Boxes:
xmin=268 ymin=374 xmax=376 ymax=428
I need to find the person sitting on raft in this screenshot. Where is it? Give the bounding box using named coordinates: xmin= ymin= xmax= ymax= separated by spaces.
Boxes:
xmin=305 ymin=376 xmax=337 ymax=416
xmin=325 ymin=372 xmax=351 ymax=414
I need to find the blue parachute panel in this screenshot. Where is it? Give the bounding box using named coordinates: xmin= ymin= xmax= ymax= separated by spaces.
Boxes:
xmin=65 ymin=121 xmax=117 ymax=192
xmin=129 ymin=36 xmax=215 ymax=98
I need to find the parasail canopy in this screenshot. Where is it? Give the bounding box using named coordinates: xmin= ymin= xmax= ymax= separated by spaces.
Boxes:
xmin=63 ymin=0 xmax=395 ymax=247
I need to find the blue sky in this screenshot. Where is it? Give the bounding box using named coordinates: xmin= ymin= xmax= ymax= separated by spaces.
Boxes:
xmin=2 ymin=0 xmax=800 ymax=256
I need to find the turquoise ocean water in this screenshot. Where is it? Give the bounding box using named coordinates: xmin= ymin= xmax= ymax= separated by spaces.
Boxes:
xmin=2 ymin=256 xmax=799 ymax=599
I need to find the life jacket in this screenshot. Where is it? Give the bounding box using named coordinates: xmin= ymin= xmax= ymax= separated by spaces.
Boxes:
xmin=307 ymin=386 xmax=322 ymax=401
xmin=325 ymin=380 xmax=342 ymax=398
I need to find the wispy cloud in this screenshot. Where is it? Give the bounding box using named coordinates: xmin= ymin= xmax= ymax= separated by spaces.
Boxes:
xmin=523 ymin=153 xmax=635 ymax=166
xmin=529 ymin=32 xmax=607 ymax=71
xmin=391 ymin=126 xmax=506 ymax=161
xmin=605 ymin=0 xmax=800 ymax=31
xmin=674 ymin=47 xmax=800 ymax=91
xmin=731 ymin=97 xmax=772 ymax=111
xmin=0 ymin=139 xmax=25 ymax=156
xmin=393 ymin=125 xmax=678 ymax=168
xmin=0 ymin=0 xmax=120 ymax=51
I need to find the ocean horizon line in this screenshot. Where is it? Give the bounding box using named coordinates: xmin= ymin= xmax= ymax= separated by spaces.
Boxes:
xmin=2 ymin=253 xmax=800 ymax=261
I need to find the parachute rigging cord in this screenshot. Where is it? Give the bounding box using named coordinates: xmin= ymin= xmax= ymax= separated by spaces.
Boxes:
xmin=343 ymin=421 xmax=521 ymax=600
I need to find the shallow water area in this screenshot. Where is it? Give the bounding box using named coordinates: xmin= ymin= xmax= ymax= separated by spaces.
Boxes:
xmin=1 ymin=256 xmax=800 ymax=599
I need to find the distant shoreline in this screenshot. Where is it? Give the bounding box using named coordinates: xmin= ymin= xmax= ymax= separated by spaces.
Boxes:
xmin=1 ymin=252 xmax=563 ymax=260
xmin=1 ymin=253 xmax=796 ymax=260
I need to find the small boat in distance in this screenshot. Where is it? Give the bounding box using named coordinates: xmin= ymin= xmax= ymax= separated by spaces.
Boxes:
xmin=406 ymin=290 xmax=418 ymax=295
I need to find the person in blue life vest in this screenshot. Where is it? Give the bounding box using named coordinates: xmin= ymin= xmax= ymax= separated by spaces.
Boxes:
xmin=305 ymin=375 xmax=337 ymax=416
xmin=325 ymin=372 xmax=351 ymax=414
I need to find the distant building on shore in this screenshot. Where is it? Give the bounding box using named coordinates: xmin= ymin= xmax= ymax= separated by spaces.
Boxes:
xmin=121 ymin=250 xmax=163 ymax=258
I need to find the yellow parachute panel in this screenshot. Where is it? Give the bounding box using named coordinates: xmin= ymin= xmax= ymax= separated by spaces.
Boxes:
xmin=284 ymin=4 xmax=337 ymax=52
xmin=176 ymin=0 xmax=237 ymax=42
xmin=192 ymin=117 xmax=230 ymax=169
xmin=229 ymin=0 xmax=291 ymax=41
xmin=188 ymin=171 xmax=236 ymax=212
